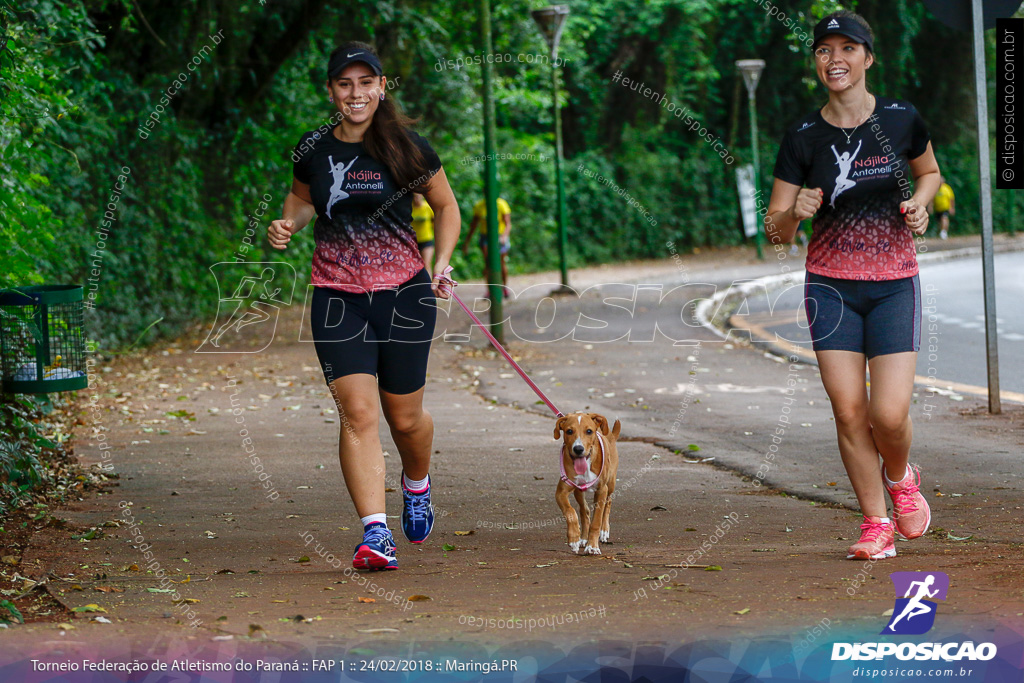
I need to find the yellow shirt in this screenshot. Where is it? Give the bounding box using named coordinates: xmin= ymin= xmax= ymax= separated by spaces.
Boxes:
xmin=934 ymin=183 xmax=954 ymax=213
xmin=411 ymin=202 xmax=434 ymax=242
xmin=472 ymin=197 xmax=511 ymax=235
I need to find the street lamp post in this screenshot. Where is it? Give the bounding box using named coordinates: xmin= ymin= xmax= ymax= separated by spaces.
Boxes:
xmin=531 ymin=5 xmax=570 ymax=289
xmin=736 ymin=59 xmax=766 ymax=260
xmin=480 ymin=0 xmax=503 ymax=342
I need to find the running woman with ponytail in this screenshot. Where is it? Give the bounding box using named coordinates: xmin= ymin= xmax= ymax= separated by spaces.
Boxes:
xmin=268 ymin=43 xmax=460 ymax=570
xmin=764 ymin=12 xmax=941 ymax=560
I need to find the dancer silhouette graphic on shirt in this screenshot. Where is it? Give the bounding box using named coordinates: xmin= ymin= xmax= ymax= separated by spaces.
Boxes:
xmin=326 ymin=155 xmax=359 ymax=219
xmin=830 ymin=139 xmax=862 ymax=208
xmin=887 ymin=574 xmax=939 ymax=632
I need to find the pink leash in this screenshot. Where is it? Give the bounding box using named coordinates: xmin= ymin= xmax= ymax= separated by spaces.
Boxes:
xmin=436 ymin=266 xmax=563 ymax=418
xmin=436 ymin=268 xmax=604 ymax=492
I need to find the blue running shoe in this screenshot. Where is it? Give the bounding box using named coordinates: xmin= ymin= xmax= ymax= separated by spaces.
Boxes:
xmin=352 ymin=523 xmax=397 ymax=571
xmin=401 ymin=472 xmax=434 ymax=543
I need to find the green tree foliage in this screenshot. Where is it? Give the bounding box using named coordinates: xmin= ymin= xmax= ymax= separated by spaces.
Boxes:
xmin=1 ymin=0 xmax=1019 ymax=353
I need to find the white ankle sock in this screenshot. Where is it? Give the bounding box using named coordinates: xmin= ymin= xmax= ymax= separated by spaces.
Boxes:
xmin=879 ymin=517 xmax=891 ymax=525
xmin=403 ymin=473 xmax=429 ymax=491
xmin=361 ymin=513 xmax=387 ymax=528
xmin=884 ymin=466 xmax=908 ymax=487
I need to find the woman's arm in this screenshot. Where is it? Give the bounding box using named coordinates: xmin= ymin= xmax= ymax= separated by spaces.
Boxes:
xmin=764 ymin=178 xmax=823 ymax=244
xmin=422 ymin=168 xmax=461 ymax=298
xmin=268 ymin=179 xmax=316 ymax=250
xmin=901 ymin=143 xmax=941 ymax=236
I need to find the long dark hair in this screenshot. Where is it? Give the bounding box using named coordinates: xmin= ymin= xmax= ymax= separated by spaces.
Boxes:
xmin=328 ymin=41 xmax=433 ymax=189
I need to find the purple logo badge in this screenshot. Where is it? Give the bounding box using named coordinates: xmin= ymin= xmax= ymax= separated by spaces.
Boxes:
xmin=883 ymin=571 xmax=949 ymax=635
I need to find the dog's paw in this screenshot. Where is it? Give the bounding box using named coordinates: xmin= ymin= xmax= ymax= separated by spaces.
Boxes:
xmin=583 ymin=544 xmax=602 ymax=555
xmin=568 ymin=540 xmax=584 ymax=553
xmin=599 ymin=530 xmax=610 ymax=543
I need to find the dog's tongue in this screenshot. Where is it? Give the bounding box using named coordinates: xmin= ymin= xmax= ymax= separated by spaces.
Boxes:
xmin=573 ymin=457 xmax=589 ymax=475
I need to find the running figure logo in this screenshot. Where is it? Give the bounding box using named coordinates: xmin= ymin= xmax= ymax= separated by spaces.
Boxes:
xmin=829 ymin=139 xmax=862 ymax=208
xmin=198 ymin=262 xmax=296 ymax=354
xmin=326 ymin=155 xmax=358 ymax=219
xmin=883 ymin=571 xmax=949 ymax=635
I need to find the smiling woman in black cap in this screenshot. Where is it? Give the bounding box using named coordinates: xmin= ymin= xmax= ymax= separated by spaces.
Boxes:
xmin=763 ymin=11 xmax=942 ymax=561
xmin=267 ymin=42 xmax=460 ymax=571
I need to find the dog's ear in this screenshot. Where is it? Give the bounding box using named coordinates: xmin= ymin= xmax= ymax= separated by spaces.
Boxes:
xmin=591 ymin=414 xmax=609 ymax=435
xmin=553 ymin=416 xmax=568 ymax=440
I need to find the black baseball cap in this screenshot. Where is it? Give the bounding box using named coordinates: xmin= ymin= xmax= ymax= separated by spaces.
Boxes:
xmin=812 ymin=14 xmax=874 ymax=53
xmin=327 ymin=47 xmax=383 ymax=80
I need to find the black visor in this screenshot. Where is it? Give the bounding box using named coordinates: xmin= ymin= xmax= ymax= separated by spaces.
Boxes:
xmin=812 ymin=15 xmax=874 ymax=53
xmin=327 ymin=48 xmax=383 ymax=80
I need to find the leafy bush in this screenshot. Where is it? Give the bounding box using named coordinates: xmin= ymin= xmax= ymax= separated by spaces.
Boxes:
xmin=0 ymin=393 xmax=57 ymax=513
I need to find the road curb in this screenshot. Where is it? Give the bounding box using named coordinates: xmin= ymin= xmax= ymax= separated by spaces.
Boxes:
xmin=695 ymin=241 xmax=1024 ymax=372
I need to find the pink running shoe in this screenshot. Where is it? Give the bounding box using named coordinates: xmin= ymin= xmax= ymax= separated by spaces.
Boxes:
xmin=884 ymin=464 xmax=931 ymax=539
xmin=846 ymin=516 xmax=896 ymax=560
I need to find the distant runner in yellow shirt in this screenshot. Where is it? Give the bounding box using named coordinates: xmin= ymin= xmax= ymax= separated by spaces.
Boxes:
xmin=931 ymin=176 xmax=955 ymax=240
xmin=411 ymin=193 xmax=435 ymax=269
xmin=463 ymin=196 xmax=512 ymax=295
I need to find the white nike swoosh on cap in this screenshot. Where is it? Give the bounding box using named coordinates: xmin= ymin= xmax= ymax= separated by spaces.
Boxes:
xmin=347 ymin=52 xmax=363 ymax=58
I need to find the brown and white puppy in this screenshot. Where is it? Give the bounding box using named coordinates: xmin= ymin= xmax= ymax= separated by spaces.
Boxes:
xmin=553 ymin=412 xmax=621 ymax=555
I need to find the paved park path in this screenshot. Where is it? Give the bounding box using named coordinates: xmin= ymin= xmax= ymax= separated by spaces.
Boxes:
xmin=6 ymin=240 xmax=1023 ymax=663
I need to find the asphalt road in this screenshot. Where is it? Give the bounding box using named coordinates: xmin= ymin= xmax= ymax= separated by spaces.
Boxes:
xmin=732 ymin=250 xmax=1024 ymax=397
xmin=917 ymin=251 xmax=1024 ymax=395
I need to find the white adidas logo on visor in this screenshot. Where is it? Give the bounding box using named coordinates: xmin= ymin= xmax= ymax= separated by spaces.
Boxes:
xmin=828 ymin=18 xmax=840 ymax=29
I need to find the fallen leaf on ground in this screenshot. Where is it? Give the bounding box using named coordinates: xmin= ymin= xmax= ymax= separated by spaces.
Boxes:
xmin=442 ymin=544 xmax=455 ymax=551
xmin=734 ymin=608 xmax=750 ymax=615
xmin=407 ymin=595 xmax=431 ymax=602
xmin=454 ymin=531 xmax=474 ymax=536
xmin=357 ymin=597 xmax=376 ymax=603
xmin=357 ymin=628 xmax=400 ymax=633
xmin=72 ymin=604 xmax=106 ymax=613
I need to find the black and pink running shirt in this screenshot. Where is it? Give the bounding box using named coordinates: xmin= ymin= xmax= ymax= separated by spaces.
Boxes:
xmin=773 ymin=96 xmax=931 ymax=281
xmin=293 ymin=125 xmax=442 ymax=292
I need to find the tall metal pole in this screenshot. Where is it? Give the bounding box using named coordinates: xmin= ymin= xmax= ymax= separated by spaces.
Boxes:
xmin=972 ymin=0 xmax=1000 ymax=413
xmin=480 ymin=0 xmax=503 ymax=342
xmin=553 ymin=61 xmax=570 ymax=288
xmin=748 ymin=90 xmax=765 ymax=260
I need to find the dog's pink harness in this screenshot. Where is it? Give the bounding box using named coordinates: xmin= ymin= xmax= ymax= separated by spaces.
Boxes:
xmin=559 ymin=432 xmax=606 ymax=491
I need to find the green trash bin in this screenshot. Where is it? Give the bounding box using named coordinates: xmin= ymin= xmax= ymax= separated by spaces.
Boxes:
xmin=0 ymin=285 xmax=88 ymax=394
